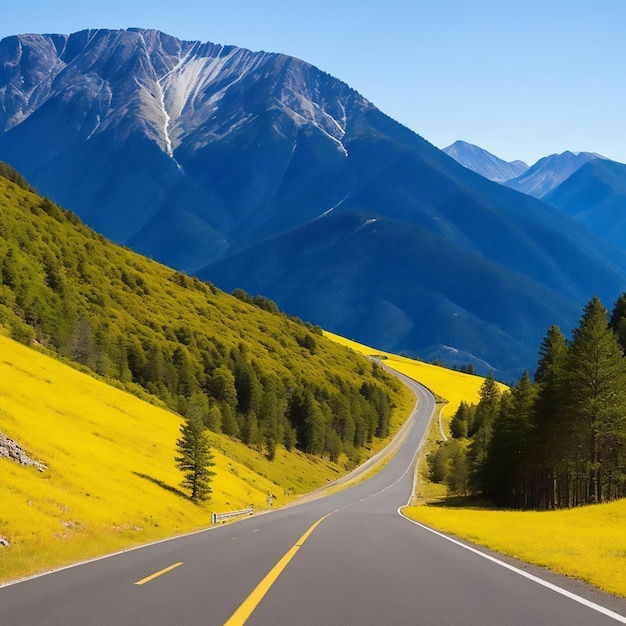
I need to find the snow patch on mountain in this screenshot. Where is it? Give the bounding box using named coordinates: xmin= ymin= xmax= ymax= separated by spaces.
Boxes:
xmin=159 ymin=47 xmax=273 ymax=147
xmin=317 ymin=195 xmax=349 ymax=219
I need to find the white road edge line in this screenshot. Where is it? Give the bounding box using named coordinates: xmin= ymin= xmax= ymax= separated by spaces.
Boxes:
xmin=398 ymin=509 xmax=626 ymax=624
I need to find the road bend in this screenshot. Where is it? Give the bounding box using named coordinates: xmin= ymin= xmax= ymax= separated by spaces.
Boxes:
xmin=2 ymin=369 xmax=626 ymax=624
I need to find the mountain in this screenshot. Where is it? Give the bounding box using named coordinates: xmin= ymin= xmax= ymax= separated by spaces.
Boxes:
xmin=0 ymin=28 xmax=370 ymax=270
xmin=442 ymin=140 xmax=528 ymax=182
xmin=444 ymin=143 xmax=626 ymax=254
xmin=543 ymin=158 xmax=626 ymax=250
xmin=1 ymin=29 xmax=626 ymax=379
xmin=503 ymin=151 xmax=605 ymax=199
xmin=197 ymin=208 xmax=578 ymax=377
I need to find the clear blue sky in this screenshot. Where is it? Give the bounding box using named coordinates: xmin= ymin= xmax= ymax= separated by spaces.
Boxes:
xmin=2 ymin=0 xmax=625 ymax=166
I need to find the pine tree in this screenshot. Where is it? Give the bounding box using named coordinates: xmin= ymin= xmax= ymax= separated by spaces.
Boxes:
xmin=609 ymin=293 xmax=626 ymax=354
xmin=533 ymin=324 xmax=569 ymax=508
xmin=484 ymin=372 xmax=535 ymax=507
xmin=467 ymin=373 xmax=500 ymax=493
xmin=449 ymin=401 xmax=470 ymax=439
xmin=564 ymin=296 xmax=626 ymax=504
xmin=175 ymin=416 xmax=216 ymax=502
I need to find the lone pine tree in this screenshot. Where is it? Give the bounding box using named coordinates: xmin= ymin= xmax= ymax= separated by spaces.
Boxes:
xmin=175 ymin=416 xmax=216 ymax=502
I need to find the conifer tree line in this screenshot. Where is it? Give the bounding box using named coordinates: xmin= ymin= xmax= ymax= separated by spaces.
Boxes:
xmin=429 ymin=295 xmax=626 ymax=509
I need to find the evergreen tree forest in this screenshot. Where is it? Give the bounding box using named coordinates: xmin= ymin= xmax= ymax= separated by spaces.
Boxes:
xmin=0 ymin=166 xmax=402 ymax=466
xmin=429 ymin=295 xmax=626 ymax=509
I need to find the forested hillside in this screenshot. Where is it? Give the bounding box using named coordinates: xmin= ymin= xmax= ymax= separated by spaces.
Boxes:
xmin=0 ymin=165 xmax=406 ymax=466
xmin=429 ymin=295 xmax=626 ymax=509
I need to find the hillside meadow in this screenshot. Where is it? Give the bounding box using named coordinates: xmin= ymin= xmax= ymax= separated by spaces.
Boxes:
xmin=0 ymin=331 xmax=380 ymax=583
xmin=2 ymin=301 xmax=626 ymax=596
xmin=325 ymin=332 xmax=626 ymax=599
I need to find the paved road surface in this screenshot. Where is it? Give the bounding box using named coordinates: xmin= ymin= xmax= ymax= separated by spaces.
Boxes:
xmin=3 ymin=369 xmax=626 ymax=624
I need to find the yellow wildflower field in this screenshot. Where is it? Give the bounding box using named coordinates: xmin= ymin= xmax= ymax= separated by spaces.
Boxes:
xmin=403 ymin=501 xmax=626 ymax=598
xmin=0 ymin=333 xmax=340 ymax=583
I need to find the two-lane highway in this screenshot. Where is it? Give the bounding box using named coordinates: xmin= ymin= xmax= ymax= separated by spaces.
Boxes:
xmin=3 ymin=369 xmax=626 ymax=624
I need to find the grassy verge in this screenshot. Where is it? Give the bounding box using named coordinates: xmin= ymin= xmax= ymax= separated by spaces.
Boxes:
xmin=402 ymin=501 xmax=626 ymax=598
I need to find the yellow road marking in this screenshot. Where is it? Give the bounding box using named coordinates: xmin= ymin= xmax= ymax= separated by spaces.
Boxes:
xmin=134 ymin=561 xmax=184 ymax=585
xmin=224 ymin=512 xmax=334 ymax=625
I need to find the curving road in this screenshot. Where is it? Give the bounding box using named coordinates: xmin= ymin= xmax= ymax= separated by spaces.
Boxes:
xmin=3 ymin=370 xmax=626 ymax=625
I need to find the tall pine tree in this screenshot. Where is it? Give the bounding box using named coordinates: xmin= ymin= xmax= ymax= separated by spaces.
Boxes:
xmin=564 ymin=296 xmax=626 ymax=504
xmin=533 ymin=325 xmax=569 ymax=508
xmin=484 ymin=372 xmax=536 ymax=507
xmin=467 ymin=373 xmax=500 ymax=494
xmin=175 ymin=416 xmax=216 ymax=502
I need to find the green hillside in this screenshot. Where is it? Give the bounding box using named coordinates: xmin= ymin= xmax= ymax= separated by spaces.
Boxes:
xmin=0 ymin=330 xmax=364 ymax=583
xmin=0 ymin=166 xmax=409 ymax=468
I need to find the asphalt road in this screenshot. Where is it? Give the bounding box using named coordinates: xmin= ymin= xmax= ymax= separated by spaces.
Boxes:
xmin=3 ymin=370 xmax=626 ymax=625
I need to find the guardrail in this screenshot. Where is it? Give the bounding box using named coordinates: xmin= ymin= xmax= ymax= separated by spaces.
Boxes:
xmin=211 ymin=507 xmax=254 ymax=524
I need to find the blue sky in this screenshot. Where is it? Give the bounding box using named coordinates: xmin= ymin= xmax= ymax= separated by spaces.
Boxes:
xmin=2 ymin=0 xmax=625 ymax=166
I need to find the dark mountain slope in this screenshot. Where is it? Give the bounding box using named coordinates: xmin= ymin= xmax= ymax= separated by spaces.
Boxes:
xmin=544 ymin=159 xmax=626 ymax=250
xmin=306 ymin=108 xmax=626 ymax=304
xmin=198 ymin=208 xmax=594 ymax=380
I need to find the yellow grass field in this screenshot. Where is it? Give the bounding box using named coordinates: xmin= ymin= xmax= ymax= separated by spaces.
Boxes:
xmin=403 ymin=500 xmax=626 ymax=598
xmin=325 ymin=332 xmax=626 ymax=599
xmin=0 ymin=333 xmax=345 ymax=583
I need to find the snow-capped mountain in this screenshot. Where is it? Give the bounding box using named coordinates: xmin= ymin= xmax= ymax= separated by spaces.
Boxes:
xmin=0 ymin=29 xmax=367 ymax=266
xmin=1 ymin=28 xmax=625 ymax=379
xmin=442 ymin=140 xmax=528 ymax=182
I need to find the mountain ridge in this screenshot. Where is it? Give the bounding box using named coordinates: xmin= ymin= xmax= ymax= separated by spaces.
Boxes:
xmin=544 ymin=158 xmax=626 ymax=250
xmin=503 ymin=150 xmax=606 ymax=198
xmin=442 ymin=140 xmax=528 ymax=181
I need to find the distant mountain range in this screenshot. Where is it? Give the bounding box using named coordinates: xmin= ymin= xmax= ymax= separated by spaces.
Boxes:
xmin=544 ymin=158 xmax=626 ymax=250
xmin=445 ymin=140 xmax=626 ymax=251
xmin=1 ymin=28 xmax=626 ymax=379
xmin=503 ymin=151 xmax=607 ymax=199
xmin=443 ymin=140 xmax=608 ymax=196
xmin=442 ymin=140 xmax=528 ymax=182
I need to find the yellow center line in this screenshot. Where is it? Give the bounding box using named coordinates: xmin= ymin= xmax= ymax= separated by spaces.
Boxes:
xmin=134 ymin=561 xmax=184 ymax=586
xmin=224 ymin=511 xmax=334 ymax=626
